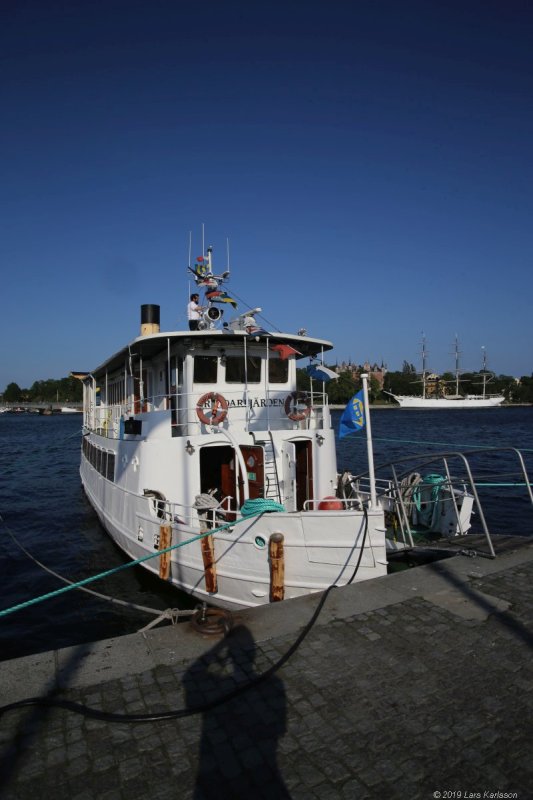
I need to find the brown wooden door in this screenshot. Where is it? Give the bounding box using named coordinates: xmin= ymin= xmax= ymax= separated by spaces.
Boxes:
xmin=295 ymin=440 xmax=313 ymax=510
xmin=238 ymin=446 xmax=265 ymax=501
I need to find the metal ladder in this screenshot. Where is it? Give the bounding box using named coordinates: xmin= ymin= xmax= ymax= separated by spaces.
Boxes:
xmin=260 ymin=435 xmax=282 ymax=503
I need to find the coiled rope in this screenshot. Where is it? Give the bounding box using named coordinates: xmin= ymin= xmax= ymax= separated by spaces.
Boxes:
xmin=240 ymin=498 xmax=286 ymax=516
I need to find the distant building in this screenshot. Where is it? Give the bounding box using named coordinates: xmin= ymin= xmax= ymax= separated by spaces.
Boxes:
xmin=334 ymin=360 xmax=388 ymax=389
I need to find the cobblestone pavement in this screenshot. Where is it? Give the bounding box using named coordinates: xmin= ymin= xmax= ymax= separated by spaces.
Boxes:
xmin=1 ymin=560 xmax=532 ymax=800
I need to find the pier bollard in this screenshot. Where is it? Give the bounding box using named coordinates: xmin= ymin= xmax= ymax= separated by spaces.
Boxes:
xmin=159 ymin=524 xmax=172 ymax=580
xmin=201 ymin=534 xmax=218 ymax=594
xmin=269 ymin=532 xmax=285 ymax=602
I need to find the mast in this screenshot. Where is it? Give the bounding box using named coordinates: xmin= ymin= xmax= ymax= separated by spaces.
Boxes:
xmin=454 ymin=334 xmax=461 ymax=396
xmin=481 ymin=346 xmax=487 ymax=399
xmin=421 ymin=334 xmax=427 ymax=399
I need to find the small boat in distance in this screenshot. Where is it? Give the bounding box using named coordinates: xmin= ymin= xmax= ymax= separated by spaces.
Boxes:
xmin=60 ymin=407 xmax=82 ymax=413
xmin=385 ymin=337 xmax=505 ymax=409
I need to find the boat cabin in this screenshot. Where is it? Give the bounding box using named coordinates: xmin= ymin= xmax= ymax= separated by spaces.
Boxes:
xmin=80 ymin=315 xmax=337 ymax=519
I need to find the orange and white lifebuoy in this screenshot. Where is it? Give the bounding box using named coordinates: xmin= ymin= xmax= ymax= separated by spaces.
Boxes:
xmin=284 ymin=391 xmax=311 ymax=422
xmin=196 ymin=392 xmax=229 ymax=425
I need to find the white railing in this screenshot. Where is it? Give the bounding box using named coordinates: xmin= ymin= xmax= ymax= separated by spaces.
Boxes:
xmin=85 ymin=390 xmax=328 ymax=438
xmin=83 ymin=454 xmax=239 ymax=532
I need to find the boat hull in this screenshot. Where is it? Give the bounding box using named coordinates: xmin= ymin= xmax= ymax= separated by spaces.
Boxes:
xmin=389 ymin=394 xmax=504 ymax=409
xmin=81 ymin=458 xmax=388 ymax=609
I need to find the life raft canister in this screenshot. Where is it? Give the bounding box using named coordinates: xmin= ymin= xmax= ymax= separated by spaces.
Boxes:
xmin=196 ymin=392 xmax=229 ymax=425
xmin=284 ymin=391 xmax=312 ymax=422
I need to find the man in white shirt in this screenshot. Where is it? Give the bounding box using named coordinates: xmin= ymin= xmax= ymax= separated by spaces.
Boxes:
xmin=187 ymin=293 xmax=203 ymax=330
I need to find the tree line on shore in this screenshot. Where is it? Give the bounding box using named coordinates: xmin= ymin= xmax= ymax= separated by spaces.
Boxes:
xmin=2 ymin=367 xmax=533 ymax=405
xmin=297 ymin=365 xmax=533 ymax=404
xmin=2 ymin=377 xmax=83 ymax=404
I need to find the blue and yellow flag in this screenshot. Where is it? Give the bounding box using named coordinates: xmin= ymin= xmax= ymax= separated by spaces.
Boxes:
xmin=339 ymin=390 xmax=365 ymax=438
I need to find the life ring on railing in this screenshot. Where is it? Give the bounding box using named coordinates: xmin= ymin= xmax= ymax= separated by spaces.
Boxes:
xmin=284 ymin=391 xmax=312 ymax=421
xmin=196 ymin=392 xmax=229 ymax=425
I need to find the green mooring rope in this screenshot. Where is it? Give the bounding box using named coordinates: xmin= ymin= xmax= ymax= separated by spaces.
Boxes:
xmin=241 ymin=498 xmax=286 ymax=516
xmin=0 ymin=499 xmax=283 ymax=620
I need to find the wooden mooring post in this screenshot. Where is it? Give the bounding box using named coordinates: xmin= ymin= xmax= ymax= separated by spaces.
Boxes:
xmin=159 ymin=524 xmax=172 ymax=580
xmin=269 ymin=532 xmax=285 ymax=602
xmin=201 ymin=533 xmax=218 ymax=594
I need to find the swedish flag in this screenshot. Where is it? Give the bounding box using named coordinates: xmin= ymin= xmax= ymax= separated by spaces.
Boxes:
xmin=339 ymin=390 xmax=366 ymax=438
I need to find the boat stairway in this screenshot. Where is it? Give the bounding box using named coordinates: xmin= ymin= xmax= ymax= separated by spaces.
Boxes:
xmin=257 ymin=438 xmax=282 ymax=502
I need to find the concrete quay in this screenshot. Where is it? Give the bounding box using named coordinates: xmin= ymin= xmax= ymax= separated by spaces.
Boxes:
xmin=1 ymin=540 xmax=532 ymax=800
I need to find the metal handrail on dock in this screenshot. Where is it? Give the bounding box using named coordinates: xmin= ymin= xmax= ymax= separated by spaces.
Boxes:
xmin=351 ymin=447 xmax=533 ymax=558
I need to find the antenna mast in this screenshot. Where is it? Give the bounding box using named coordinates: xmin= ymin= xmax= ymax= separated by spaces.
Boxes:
xmin=421 ymin=333 xmax=427 ymax=399
xmin=481 ymin=346 xmax=487 ymax=398
xmin=454 ymin=334 xmax=461 ymax=395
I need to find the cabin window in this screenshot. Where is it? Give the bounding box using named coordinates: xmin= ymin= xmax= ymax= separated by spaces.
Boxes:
xmin=225 ymin=355 xmax=261 ymax=383
xmin=109 ymin=379 xmax=125 ymax=406
xmin=194 ymin=355 xmax=218 ymax=383
xmin=83 ymin=439 xmax=115 ymax=482
xmin=106 ymin=451 xmax=115 ymax=481
xmin=268 ymin=358 xmax=289 ymax=383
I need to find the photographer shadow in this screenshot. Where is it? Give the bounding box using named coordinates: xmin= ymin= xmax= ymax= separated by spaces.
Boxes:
xmin=183 ymin=624 xmax=291 ymax=799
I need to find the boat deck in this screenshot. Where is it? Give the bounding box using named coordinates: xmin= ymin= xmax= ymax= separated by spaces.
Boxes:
xmin=1 ymin=535 xmax=532 ymax=798
xmin=397 ymin=531 xmax=533 ymax=557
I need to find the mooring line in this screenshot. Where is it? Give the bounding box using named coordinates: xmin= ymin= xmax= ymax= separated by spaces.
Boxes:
xmin=1 ymin=514 xmax=168 ymax=618
xmin=372 ymin=435 xmax=533 ymax=453
xmin=0 ymin=519 xmax=235 ymax=619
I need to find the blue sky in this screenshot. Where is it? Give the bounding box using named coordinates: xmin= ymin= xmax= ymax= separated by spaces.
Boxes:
xmin=2 ymin=0 xmax=532 ymax=391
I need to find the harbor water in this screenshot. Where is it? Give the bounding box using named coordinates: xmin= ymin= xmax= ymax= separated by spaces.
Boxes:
xmin=1 ymin=407 xmax=532 ymax=662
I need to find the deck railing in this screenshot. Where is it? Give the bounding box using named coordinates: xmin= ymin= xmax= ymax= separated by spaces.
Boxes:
xmin=348 ymin=447 xmax=533 ymax=557
xmin=85 ymin=390 xmax=328 ymax=439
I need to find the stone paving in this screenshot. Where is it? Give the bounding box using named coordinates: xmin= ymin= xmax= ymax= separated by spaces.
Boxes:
xmin=1 ymin=558 xmax=532 ymax=799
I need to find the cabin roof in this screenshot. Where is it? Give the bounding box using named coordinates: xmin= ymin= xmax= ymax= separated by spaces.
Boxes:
xmin=90 ymin=329 xmax=334 ymax=377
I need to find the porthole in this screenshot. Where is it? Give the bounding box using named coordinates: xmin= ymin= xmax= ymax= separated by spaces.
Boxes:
xmin=254 ymin=535 xmax=266 ymax=549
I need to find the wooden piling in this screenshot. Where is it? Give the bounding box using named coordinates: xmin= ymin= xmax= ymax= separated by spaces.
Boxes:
xmin=269 ymin=532 xmax=285 ymax=602
xmin=201 ymin=534 xmax=218 ymax=594
xmin=159 ymin=524 xmax=172 ymax=580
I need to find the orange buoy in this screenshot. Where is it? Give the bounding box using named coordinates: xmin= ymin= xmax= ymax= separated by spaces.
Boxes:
xmin=317 ymin=496 xmax=344 ymax=511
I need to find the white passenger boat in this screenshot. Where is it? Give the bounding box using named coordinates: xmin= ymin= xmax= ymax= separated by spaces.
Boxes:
xmin=78 ymin=242 xmax=391 ymax=609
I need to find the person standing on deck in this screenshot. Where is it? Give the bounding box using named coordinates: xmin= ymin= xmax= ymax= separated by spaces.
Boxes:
xmin=187 ymin=293 xmax=204 ymax=330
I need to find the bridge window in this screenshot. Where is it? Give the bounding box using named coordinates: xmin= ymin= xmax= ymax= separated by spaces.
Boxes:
xmin=194 ymin=356 xmax=218 ymax=383
xmin=269 ymin=358 xmax=289 ymax=383
xmin=225 ymin=355 xmax=261 ymax=383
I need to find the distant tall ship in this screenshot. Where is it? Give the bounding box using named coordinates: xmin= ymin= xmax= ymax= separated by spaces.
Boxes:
xmin=385 ymin=337 xmax=505 ymax=409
